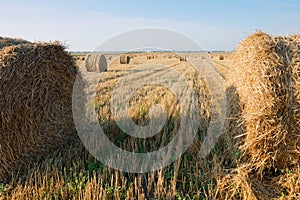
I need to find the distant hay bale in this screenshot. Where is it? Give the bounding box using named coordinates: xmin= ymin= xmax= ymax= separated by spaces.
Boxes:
xmin=219 ymin=54 xmax=224 ymax=60
xmin=120 ymin=55 xmax=130 ymax=64
xmin=207 ymin=52 xmax=213 ymax=59
xmin=179 ymin=56 xmax=186 ymax=61
xmin=0 ymin=42 xmax=79 ymax=183
xmin=85 ymin=53 xmax=107 ymax=72
xmin=147 ymin=55 xmax=154 ymax=60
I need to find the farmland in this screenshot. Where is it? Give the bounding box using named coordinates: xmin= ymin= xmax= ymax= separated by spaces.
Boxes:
xmin=1 ymin=51 xmax=219 ymax=199
xmin=0 ymin=32 xmax=300 ymax=200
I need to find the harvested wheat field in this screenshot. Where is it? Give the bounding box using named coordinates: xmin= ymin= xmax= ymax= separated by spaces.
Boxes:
xmin=1 ymin=32 xmax=300 ymax=200
xmin=0 ymin=50 xmax=225 ymax=199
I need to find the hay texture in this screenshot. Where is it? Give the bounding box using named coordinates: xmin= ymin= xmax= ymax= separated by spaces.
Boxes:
xmin=85 ymin=53 xmax=107 ymax=72
xmin=0 ymin=36 xmax=31 ymax=50
xmin=218 ymin=32 xmax=300 ymax=199
xmin=0 ymin=42 xmax=78 ymax=183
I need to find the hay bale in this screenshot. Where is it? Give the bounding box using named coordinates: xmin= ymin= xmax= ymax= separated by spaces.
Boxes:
xmin=85 ymin=53 xmax=107 ymax=72
xmin=179 ymin=56 xmax=186 ymax=61
xmin=120 ymin=55 xmax=130 ymax=64
xmin=219 ymin=54 xmax=224 ymax=60
xmin=0 ymin=36 xmax=31 ymax=50
xmin=218 ymin=32 xmax=300 ymax=199
xmin=0 ymin=42 xmax=78 ymax=183
xmin=228 ymin=32 xmax=300 ymax=172
xmin=147 ymin=55 xmax=154 ymax=60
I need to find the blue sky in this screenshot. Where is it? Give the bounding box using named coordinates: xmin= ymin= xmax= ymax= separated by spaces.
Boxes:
xmin=0 ymin=0 xmax=299 ymax=51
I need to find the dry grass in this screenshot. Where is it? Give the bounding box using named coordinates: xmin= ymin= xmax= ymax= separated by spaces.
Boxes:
xmin=0 ymin=141 xmax=220 ymax=200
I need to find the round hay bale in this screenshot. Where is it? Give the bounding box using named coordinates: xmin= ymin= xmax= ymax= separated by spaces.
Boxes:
xmin=217 ymin=32 xmax=300 ymax=199
xmin=228 ymin=32 xmax=300 ymax=171
xmin=219 ymin=54 xmax=224 ymax=60
xmin=0 ymin=36 xmax=31 ymax=50
xmin=120 ymin=55 xmax=130 ymax=64
xmin=0 ymin=42 xmax=79 ymax=183
xmin=85 ymin=53 xmax=107 ymax=72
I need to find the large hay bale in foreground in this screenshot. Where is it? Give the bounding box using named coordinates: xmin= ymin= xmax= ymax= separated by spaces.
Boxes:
xmin=85 ymin=53 xmax=107 ymax=72
xmin=218 ymin=32 xmax=300 ymax=199
xmin=0 ymin=42 xmax=78 ymax=183
xmin=229 ymin=32 xmax=300 ymax=172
